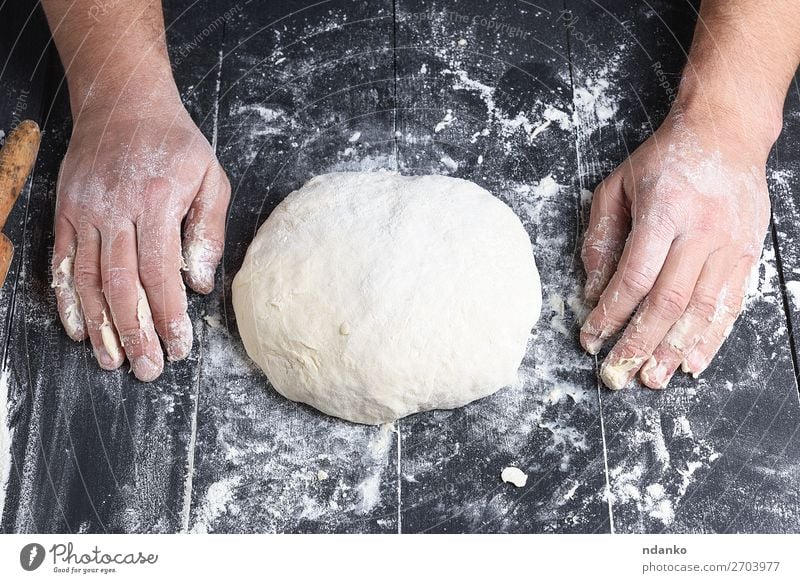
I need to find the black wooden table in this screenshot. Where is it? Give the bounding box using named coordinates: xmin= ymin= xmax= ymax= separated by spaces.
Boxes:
xmin=1 ymin=0 xmax=799 ymax=534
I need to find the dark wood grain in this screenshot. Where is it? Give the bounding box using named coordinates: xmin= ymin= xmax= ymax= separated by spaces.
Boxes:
xmin=187 ymin=0 xmax=401 ymax=533
xmin=771 ymin=78 xmax=800 ymax=385
xmin=1 ymin=0 xmax=799 ymax=534
xmin=0 ymin=0 xmax=226 ymax=533
xmin=393 ymin=0 xmax=609 ymax=533
xmin=565 ymin=0 xmax=800 ymax=533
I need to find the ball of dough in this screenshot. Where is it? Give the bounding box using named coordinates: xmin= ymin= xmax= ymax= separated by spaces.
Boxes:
xmin=232 ymin=172 xmax=541 ymax=425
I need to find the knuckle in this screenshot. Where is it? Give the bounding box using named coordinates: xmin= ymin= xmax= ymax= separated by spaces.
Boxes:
xmin=594 ymin=175 xmax=619 ymax=202
xmin=619 ymin=267 xmax=656 ymax=297
xmin=142 ymin=177 xmax=171 ymax=198
xmin=73 ymin=261 xmax=100 ymax=292
xmin=116 ymin=326 xmax=149 ymax=351
xmin=741 ymin=249 xmax=761 ymax=267
xmin=687 ymin=291 xmax=717 ymax=322
xmin=153 ymin=311 xmax=187 ymax=333
xmin=103 ymin=267 xmax=136 ymax=304
xmin=650 ymin=288 xmax=689 ymax=320
xmin=138 ymin=260 xmax=165 ymax=288
xmin=693 ymin=214 xmax=716 ymax=237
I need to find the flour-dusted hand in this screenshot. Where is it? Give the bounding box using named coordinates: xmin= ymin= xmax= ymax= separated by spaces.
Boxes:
xmin=41 ymin=0 xmax=230 ymax=381
xmin=578 ymin=0 xmax=800 ymax=390
xmin=51 ymin=101 xmax=230 ymax=381
xmin=580 ymin=107 xmax=770 ymax=389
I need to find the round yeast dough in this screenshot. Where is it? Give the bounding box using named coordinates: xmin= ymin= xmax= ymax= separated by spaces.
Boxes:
xmin=232 ymin=172 xmax=541 ymax=425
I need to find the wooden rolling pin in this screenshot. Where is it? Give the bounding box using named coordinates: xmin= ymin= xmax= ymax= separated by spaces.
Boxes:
xmin=0 ymin=120 xmax=41 ymax=288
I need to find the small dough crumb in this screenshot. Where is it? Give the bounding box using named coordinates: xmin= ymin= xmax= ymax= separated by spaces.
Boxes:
xmin=339 ymin=322 xmax=350 ymax=336
xmin=317 ymin=470 xmax=329 ymax=481
xmin=204 ymin=313 xmax=223 ymax=329
xmin=501 ymin=466 xmax=528 ymax=488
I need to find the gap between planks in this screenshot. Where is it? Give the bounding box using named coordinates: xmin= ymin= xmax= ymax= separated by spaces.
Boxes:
xmin=561 ymin=0 xmax=615 ymax=533
xmin=180 ymin=33 xmax=226 ymax=534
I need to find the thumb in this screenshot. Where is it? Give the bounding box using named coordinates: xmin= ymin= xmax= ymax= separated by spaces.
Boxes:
xmin=183 ymin=163 xmax=231 ymax=294
xmin=581 ymin=171 xmax=630 ymax=304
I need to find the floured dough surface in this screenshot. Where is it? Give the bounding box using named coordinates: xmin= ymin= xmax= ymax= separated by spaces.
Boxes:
xmin=232 ymin=172 xmax=541 ymax=424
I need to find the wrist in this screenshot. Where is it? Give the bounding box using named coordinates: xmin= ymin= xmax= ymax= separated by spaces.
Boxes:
xmin=673 ymin=69 xmax=784 ymax=153
xmin=68 ymin=58 xmax=182 ymax=123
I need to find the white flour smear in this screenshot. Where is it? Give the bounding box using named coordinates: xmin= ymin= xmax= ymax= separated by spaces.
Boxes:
xmin=188 ymin=311 xmax=398 ymax=533
xmin=0 ymin=368 xmax=13 ymax=520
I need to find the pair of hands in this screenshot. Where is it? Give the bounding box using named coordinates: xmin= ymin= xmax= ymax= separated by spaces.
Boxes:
xmin=52 ymin=96 xmax=229 ymax=381
xmin=51 ymin=95 xmax=770 ymax=387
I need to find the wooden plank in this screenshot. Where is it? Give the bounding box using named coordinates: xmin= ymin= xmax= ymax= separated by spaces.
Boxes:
xmin=1 ymin=0 xmax=225 ymax=533
xmin=566 ymin=0 xmax=800 ymax=533
xmin=187 ymin=0 xmax=401 ymax=533
xmin=393 ymin=0 xmax=609 ymax=533
xmin=771 ymin=76 xmax=800 ymax=378
xmin=0 ymin=0 xmax=51 ymax=529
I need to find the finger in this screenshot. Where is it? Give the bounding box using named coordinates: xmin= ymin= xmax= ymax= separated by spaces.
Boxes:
xmin=138 ymin=217 xmax=192 ymax=361
xmin=680 ymin=259 xmax=753 ymax=378
xmin=638 ymin=249 xmax=736 ymax=388
xmin=72 ymin=224 xmax=124 ymax=369
xmin=581 ymin=172 xmax=630 ymax=303
xmin=52 ymin=215 xmax=86 ymax=341
xmin=600 ymin=239 xmax=706 ymax=390
xmin=183 ymin=163 xmax=230 ymax=294
xmin=580 ymin=219 xmax=675 ymax=355
xmin=102 ymin=224 xmax=164 ymax=382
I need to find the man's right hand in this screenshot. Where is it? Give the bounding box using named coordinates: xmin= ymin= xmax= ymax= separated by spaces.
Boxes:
xmin=52 ymin=94 xmax=230 ymax=381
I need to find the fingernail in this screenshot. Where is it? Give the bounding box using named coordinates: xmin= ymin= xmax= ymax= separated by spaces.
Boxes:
xmin=184 ymin=241 xmax=218 ymax=294
xmin=640 ymin=356 xmax=669 ymax=389
xmin=581 ymin=325 xmax=605 ymax=354
xmin=167 ymin=335 xmax=192 ymax=362
xmin=95 ymin=347 xmax=116 ymax=369
xmin=682 ymin=351 xmax=707 ymax=379
xmin=131 ymin=355 xmax=162 ymax=382
xmin=62 ymin=301 xmax=87 ymax=341
xmin=585 ymin=335 xmax=604 ymax=355
xmin=600 ymin=355 xmax=646 ymax=391
xmin=167 ymin=337 xmax=192 ymax=362
xmin=165 ymin=316 xmax=193 ymax=361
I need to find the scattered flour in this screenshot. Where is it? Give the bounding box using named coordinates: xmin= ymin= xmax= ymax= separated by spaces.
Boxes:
xmin=206 ymin=6 xmax=735 ymax=534
xmin=785 ymin=280 xmax=800 ymax=312
xmin=190 ymin=476 xmax=242 ymax=534
xmin=0 ymin=368 xmax=12 ymax=520
xmin=434 ymin=109 xmax=456 ymax=133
